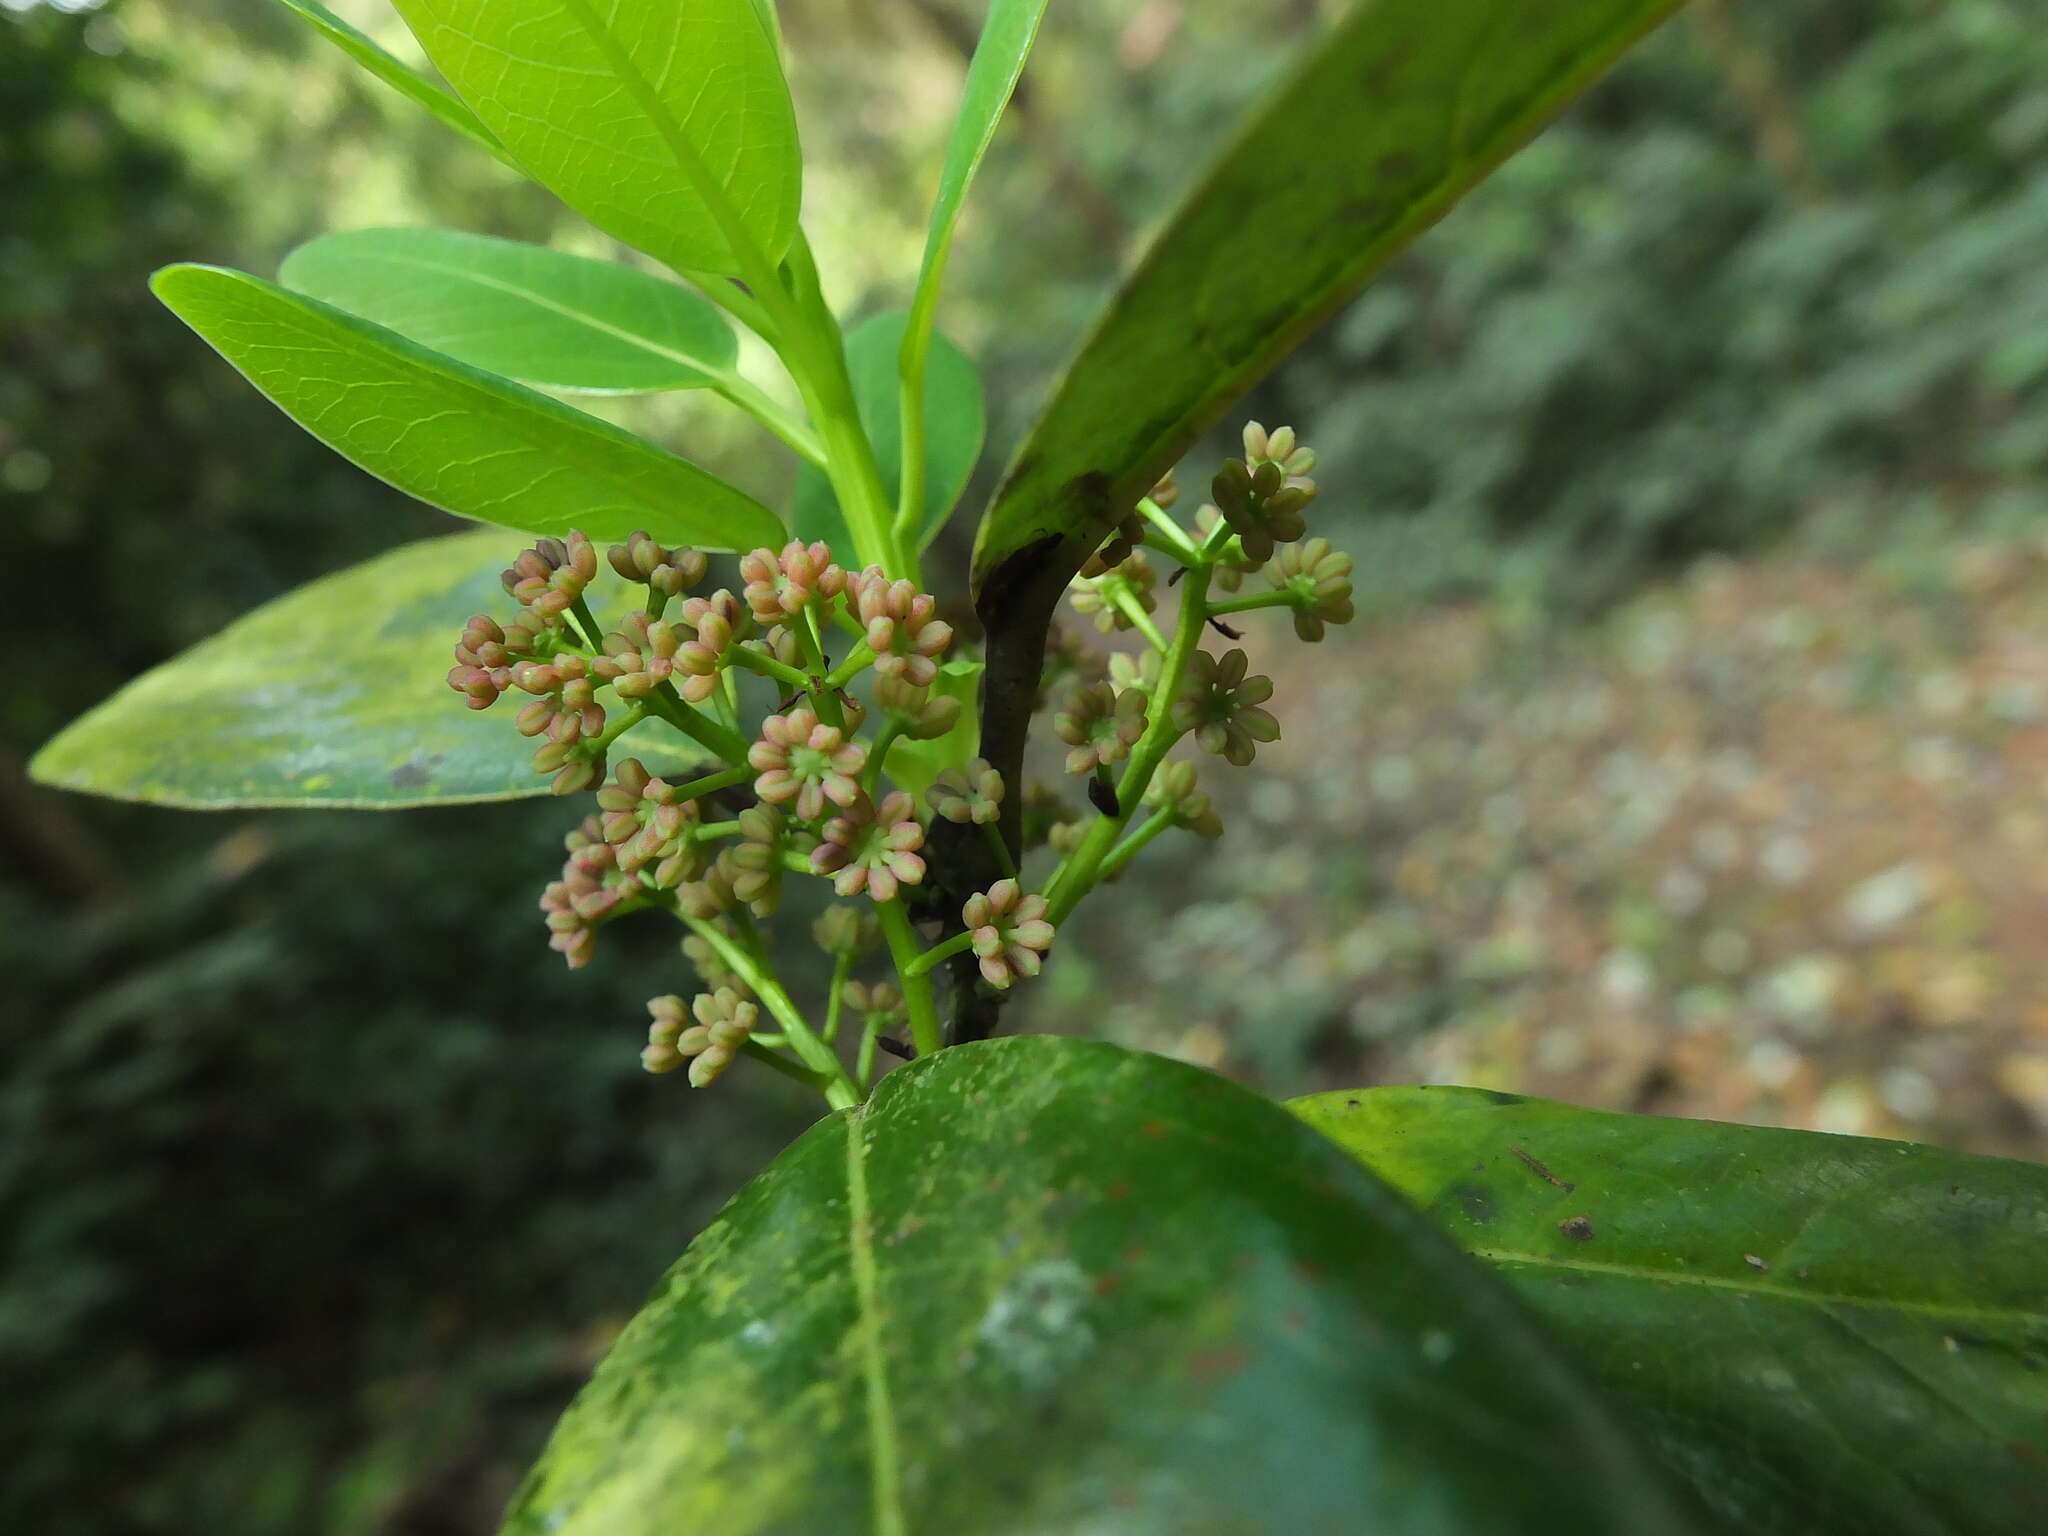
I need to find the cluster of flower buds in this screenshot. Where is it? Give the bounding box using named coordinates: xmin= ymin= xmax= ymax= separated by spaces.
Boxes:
xmin=741 ymin=540 xmax=845 ymax=626
xmin=504 ymin=532 xmax=599 ymax=617
xmin=1068 ymin=552 xmax=1158 ymax=636
xmin=927 ymin=758 xmax=1004 ymax=826
xmin=811 ymin=790 xmax=926 ymax=902
xmin=448 ymin=523 xmax=1085 ymax=1099
xmin=540 ymin=816 xmax=643 ymax=968
xmin=1144 ymin=760 xmax=1224 ymax=839
xmin=644 ymin=988 xmax=757 ymax=1084
xmin=1053 ymin=683 xmax=1147 ymax=776
xmin=850 ymin=568 xmax=954 ymax=686
xmin=1212 ymin=422 xmax=1317 ymax=563
xmin=450 ymin=531 xmax=715 ymax=791
xmin=750 ymin=706 xmax=866 ymax=821
xmin=608 ymin=530 xmax=707 ymax=595
xmin=963 ymin=879 xmax=1056 ymax=989
xmin=1173 ymin=648 xmax=1279 ymax=767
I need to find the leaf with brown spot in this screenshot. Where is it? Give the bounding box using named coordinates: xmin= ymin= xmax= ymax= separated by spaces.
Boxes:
xmin=1296 ymin=1086 xmax=2048 ymax=1536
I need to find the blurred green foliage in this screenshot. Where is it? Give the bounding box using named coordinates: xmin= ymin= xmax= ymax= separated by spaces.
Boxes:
xmin=6 ymin=0 xmax=2047 ymax=1530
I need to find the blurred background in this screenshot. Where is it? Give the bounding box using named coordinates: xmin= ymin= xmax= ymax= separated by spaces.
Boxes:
xmin=6 ymin=0 xmax=2048 ymax=1528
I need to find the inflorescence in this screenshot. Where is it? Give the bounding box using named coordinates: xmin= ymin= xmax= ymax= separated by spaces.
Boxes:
xmin=447 ymin=424 xmax=1351 ymax=1106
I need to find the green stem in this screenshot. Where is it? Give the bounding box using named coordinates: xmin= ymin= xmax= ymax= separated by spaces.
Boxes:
xmin=895 ymin=366 xmax=926 ymax=548
xmin=1097 ymin=805 xmax=1175 ymax=884
xmin=1206 ymin=589 xmax=1298 ymax=618
xmin=681 ymin=269 xmax=776 ymax=342
xmin=1111 ymin=588 xmax=1170 ymax=653
xmin=1136 ymin=496 xmax=1200 ymax=560
xmin=695 ymin=818 xmax=743 ymax=840
xmin=680 ymin=914 xmax=858 ymax=1109
xmin=666 ymin=762 xmax=753 ymax=805
xmin=711 ymin=373 xmax=826 ymax=468
xmin=780 ymin=233 xmax=909 ymax=578
xmin=979 ymin=818 xmax=1018 ymax=880
xmin=568 ymin=595 xmax=609 ymax=651
xmin=589 ymin=702 xmax=649 ymax=754
xmin=739 ymin=1038 xmax=837 ymax=1093
xmin=823 ymin=950 xmax=855 ymax=1044
xmin=826 ymin=643 xmax=877 ymax=691
xmin=876 ymin=899 xmax=942 ymax=1057
xmin=856 ymin=1013 xmax=882 ymax=1086
xmin=729 ymin=643 xmax=811 ymax=695
xmin=903 ymin=929 xmax=974 ymax=979
xmin=647 ymin=681 xmax=751 ymax=763
xmin=1045 ymin=562 xmax=1211 ymax=923
xmin=866 ymin=719 xmax=905 ymax=797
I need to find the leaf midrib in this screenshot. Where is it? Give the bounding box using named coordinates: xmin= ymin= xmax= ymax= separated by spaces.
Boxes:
xmin=357 ymin=250 xmax=728 ymax=381
xmin=1479 ymin=1247 xmax=2047 ymax=1328
xmin=843 ymin=1111 xmax=907 ymax=1536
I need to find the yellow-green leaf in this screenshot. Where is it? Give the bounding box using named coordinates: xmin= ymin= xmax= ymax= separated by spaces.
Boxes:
xmin=153 ymin=263 xmax=782 ymax=550
xmin=29 ymin=532 xmax=703 ymax=808
xmin=389 ymin=0 xmax=800 ymax=277
xmin=279 ymin=228 xmax=738 ymax=394
xmin=270 ymin=0 xmax=511 ymax=163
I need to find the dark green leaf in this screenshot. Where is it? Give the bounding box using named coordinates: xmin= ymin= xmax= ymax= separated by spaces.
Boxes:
xmin=791 ymin=310 xmax=984 ymax=558
xmin=1294 ymin=1086 xmax=2048 ymax=1536
xmin=270 ymin=0 xmax=511 ymax=163
xmin=970 ymin=0 xmax=1683 ymax=593
xmin=389 ymin=0 xmax=800 ymax=278
xmin=501 ymin=1038 xmax=1696 ymax=1535
xmin=28 ymin=532 xmax=704 ymax=808
xmin=152 ymin=264 xmax=783 ymax=550
xmin=279 ymin=229 xmax=738 ymax=394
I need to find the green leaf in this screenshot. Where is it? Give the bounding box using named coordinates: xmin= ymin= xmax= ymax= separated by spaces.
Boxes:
xmin=500 ymin=1038 xmax=1698 ymax=1536
xmin=1294 ymin=1087 xmax=2048 ymax=1536
xmin=970 ymin=0 xmax=1683 ymax=593
xmin=389 ymin=0 xmax=800 ymax=278
xmin=279 ymin=228 xmax=738 ymax=394
xmin=897 ymin=0 xmax=1045 ymax=522
xmin=791 ymin=311 xmax=985 ymax=558
xmin=152 ymin=264 xmax=783 ymax=550
xmin=28 ymin=532 xmax=704 ymax=808
xmin=270 ymin=0 xmax=511 ymax=163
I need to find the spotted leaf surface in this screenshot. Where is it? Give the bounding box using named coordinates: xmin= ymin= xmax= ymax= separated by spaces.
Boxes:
xmin=501 ymin=1037 xmax=1694 ymax=1535
xmin=30 ymin=531 xmax=704 ymax=808
xmin=1294 ymin=1087 xmax=2048 ymax=1536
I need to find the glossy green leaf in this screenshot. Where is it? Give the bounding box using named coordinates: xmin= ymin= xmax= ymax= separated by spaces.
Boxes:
xmin=501 ymin=1037 xmax=1697 ymax=1536
xmin=792 ymin=311 xmax=984 ymax=558
xmin=271 ymin=0 xmax=512 ymax=163
xmin=1294 ymin=1087 xmax=2048 ymax=1536
xmin=28 ymin=532 xmax=705 ymax=808
xmin=898 ymin=0 xmax=1045 ymax=509
xmin=389 ymin=0 xmax=800 ymax=278
xmin=152 ymin=264 xmax=783 ymax=550
xmin=279 ymin=228 xmax=737 ymax=394
xmin=970 ymin=0 xmax=1683 ymax=594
